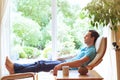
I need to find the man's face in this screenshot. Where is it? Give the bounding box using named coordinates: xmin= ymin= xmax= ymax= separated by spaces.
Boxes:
xmin=84 ymin=32 xmax=94 ymax=45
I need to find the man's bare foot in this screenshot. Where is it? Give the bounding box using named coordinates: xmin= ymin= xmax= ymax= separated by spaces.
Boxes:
xmin=5 ymin=56 xmax=14 ymax=74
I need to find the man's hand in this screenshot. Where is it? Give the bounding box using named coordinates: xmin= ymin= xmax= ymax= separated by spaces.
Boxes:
xmin=53 ymin=64 xmax=62 ymax=76
xmin=57 ymin=57 xmax=65 ymax=61
xmin=57 ymin=54 xmax=76 ymax=61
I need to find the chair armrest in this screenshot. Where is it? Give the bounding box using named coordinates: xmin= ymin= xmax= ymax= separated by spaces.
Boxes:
xmin=87 ymin=59 xmax=103 ymax=70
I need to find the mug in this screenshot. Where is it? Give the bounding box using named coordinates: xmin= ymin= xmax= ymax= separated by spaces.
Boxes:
xmin=62 ymin=66 xmax=69 ymax=76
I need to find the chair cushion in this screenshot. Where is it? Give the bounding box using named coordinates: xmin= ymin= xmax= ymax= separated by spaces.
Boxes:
xmin=95 ymin=36 xmax=102 ymax=51
xmin=88 ymin=37 xmax=107 ymax=67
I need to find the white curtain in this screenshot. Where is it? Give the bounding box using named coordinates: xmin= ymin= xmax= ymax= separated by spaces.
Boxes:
xmin=0 ymin=0 xmax=10 ymax=78
xmin=94 ymin=24 xmax=117 ymax=80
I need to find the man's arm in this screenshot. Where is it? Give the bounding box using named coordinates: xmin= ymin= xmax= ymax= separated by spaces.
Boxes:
xmin=53 ymin=56 xmax=90 ymax=75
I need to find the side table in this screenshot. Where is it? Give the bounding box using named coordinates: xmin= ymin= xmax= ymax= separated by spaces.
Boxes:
xmin=56 ymin=70 xmax=103 ymax=80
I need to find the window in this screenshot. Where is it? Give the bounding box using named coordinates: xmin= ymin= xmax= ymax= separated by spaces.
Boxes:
xmin=10 ymin=0 xmax=101 ymax=60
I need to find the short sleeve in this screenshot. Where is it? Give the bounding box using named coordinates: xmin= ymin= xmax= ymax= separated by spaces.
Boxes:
xmin=85 ymin=46 xmax=96 ymax=61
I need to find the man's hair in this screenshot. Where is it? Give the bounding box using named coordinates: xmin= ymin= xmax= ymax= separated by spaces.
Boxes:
xmin=89 ymin=30 xmax=100 ymax=44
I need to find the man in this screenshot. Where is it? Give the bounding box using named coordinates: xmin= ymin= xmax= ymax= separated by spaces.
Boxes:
xmin=5 ymin=30 xmax=99 ymax=75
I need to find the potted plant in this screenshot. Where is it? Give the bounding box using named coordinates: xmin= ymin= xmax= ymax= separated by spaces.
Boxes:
xmin=83 ymin=0 xmax=120 ymax=31
xmin=84 ymin=0 xmax=120 ymax=79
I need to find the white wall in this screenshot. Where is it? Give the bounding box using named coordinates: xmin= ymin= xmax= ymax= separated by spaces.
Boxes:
xmin=0 ymin=1 xmax=10 ymax=78
xmin=94 ymin=26 xmax=117 ymax=80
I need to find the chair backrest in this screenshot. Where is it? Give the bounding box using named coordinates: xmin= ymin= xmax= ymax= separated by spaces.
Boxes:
xmin=87 ymin=37 xmax=107 ymax=70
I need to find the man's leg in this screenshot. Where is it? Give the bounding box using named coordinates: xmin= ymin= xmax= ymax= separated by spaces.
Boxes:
xmin=14 ymin=60 xmax=63 ymax=73
xmin=6 ymin=57 xmax=64 ymax=73
xmin=14 ymin=62 xmax=41 ymax=73
xmin=38 ymin=60 xmax=63 ymax=72
xmin=5 ymin=57 xmax=40 ymax=74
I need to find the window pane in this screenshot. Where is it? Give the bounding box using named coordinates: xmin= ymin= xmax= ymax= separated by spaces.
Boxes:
xmin=10 ymin=0 xmax=52 ymax=60
xmin=57 ymin=0 xmax=94 ymax=57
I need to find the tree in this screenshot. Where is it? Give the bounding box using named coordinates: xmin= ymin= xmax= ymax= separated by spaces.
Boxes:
xmin=16 ymin=0 xmax=51 ymax=28
xmin=13 ymin=14 xmax=41 ymax=47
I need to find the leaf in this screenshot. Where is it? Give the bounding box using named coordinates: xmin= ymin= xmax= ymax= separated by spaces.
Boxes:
xmin=83 ymin=0 xmax=120 ymax=30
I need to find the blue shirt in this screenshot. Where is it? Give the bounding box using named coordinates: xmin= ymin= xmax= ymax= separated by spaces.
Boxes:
xmin=66 ymin=45 xmax=96 ymax=69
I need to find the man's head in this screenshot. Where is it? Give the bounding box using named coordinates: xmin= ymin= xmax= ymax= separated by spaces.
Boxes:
xmin=84 ymin=30 xmax=99 ymax=46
